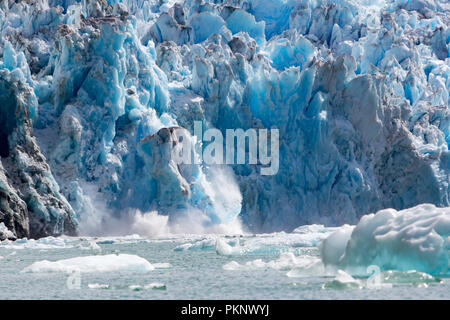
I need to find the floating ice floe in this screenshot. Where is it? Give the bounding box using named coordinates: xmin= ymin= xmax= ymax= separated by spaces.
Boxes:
xmin=78 ymin=241 xmax=102 ymax=251
xmin=177 ymin=228 xmax=337 ymax=255
xmin=320 ymin=204 xmax=450 ymax=276
xmin=223 ymin=252 xmax=324 ymax=275
xmin=0 ymin=237 xmax=69 ymax=250
xmin=174 ymin=238 xmax=217 ymax=251
xmin=21 ymin=254 xmax=157 ymax=273
xmin=243 ymin=229 xmax=338 ymax=250
xmin=94 ymin=234 xmax=149 ymax=245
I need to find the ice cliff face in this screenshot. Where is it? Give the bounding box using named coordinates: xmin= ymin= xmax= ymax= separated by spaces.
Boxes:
xmin=0 ymin=65 xmax=76 ymax=240
xmin=0 ymin=0 xmax=448 ymax=238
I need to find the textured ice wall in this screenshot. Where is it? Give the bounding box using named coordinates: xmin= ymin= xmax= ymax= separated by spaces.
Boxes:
xmin=0 ymin=39 xmax=77 ymax=239
xmin=0 ymin=0 xmax=448 ymax=237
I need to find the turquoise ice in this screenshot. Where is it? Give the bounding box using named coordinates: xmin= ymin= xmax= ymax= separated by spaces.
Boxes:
xmin=0 ymin=0 xmax=448 ymax=238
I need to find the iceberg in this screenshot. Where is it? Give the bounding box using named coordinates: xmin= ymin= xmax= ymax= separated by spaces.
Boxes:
xmin=320 ymin=204 xmax=450 ymax=276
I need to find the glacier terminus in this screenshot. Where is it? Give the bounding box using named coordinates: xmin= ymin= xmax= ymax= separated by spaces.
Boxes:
xmin=0 ymin=0 xmax=449 ymax=300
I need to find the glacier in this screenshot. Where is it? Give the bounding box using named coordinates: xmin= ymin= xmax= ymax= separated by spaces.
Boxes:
xmin=0 ymin=0 xmax=448 ymax=240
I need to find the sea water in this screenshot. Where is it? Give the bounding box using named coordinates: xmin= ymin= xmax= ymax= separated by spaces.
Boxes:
xmin=1 ymin=231 xmax=448 ymax=300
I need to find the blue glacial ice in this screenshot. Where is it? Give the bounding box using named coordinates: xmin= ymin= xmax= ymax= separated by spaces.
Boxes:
xmin=319 ymin=204 xmax=450 ymax=276
xmin=0 ymin=0 xmax=448 ymax=239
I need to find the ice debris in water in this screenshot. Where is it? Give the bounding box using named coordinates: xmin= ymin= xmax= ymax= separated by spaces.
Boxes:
xmin=215 ymin=238 xmax=244 ymax=255
xmin=94 ymin=235 xmax=148 ymax=245
xmin=0 ymin=236 xmax=69 ymax=250
xmin=78 ymin=240 xmax=102 ymax=251
xmin=178 ymin=228 xmax=336 ymax=254
xmin=144 ymin=282 xmax=167 ymax=290
xmin=0 ymin=0 xmax=448 ymax=237
xmin=292 ymin=225 xmax=340 ymax=235
xmin=320 ymin=204 xmax=450 ymax=276
xmin=88 ymin=283 xmax=110 ymax=289
xmin=89 ymin=282 xmax=166 ymax=290
xmin=174 ymin=238 xmax=217 ymax=251
xmin=322 ymin=270 xmax=362 ymax=290
xmin=380 ymin=270 xmax=442 ymax=287
xmin=21 ymin=254 xmax=156 ymax=273
xmin=223 ymin=252 xmax=324 ymax=274
xmin=128 ymin=283 xmax=167 ymax=291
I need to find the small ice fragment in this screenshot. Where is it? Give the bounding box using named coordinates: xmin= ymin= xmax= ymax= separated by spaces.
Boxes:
xmin=78 ymin=241 xmax=101 ymax=251
xmin=323 ymin=270 xmax=362 ymax=290
xmin=223 ymin=261 xmax=241 ymax=271
xmin=144 ymin=283 xmax=167 ymax=290
xmin=88 ymin=283 xmax=110 ymax=289
xmin=215 ymin=238 xmax=242 ymax=255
